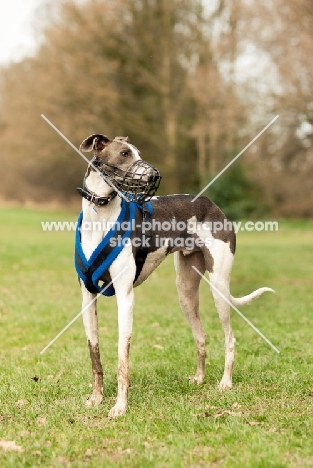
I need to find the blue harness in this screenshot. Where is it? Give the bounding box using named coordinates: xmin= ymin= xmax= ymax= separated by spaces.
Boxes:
xmin=75 ymin=199 xmax=152 ymax=296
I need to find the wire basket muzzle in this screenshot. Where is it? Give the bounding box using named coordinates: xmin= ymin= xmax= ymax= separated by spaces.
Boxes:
xmin=101 ymin=159 xmax=162 ymax=203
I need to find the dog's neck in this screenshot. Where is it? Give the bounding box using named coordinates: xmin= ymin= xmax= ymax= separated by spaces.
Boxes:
xmin=85 ymin=170 xmax=115 ymax=198
xmin=82 ymin=170 xmax=122 ymax=224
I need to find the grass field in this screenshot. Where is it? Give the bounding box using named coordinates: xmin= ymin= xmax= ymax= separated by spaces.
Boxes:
xmin=0 ymin=207 xmax=312 ymax=467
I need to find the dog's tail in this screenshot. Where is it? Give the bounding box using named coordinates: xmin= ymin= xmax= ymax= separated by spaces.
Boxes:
xmin=230 ymin=287 xmax=274 ymax=307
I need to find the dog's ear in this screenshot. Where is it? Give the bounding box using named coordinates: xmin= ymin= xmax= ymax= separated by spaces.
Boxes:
xmin=114 ymin=136 xmax=130 ymax=143
xmin=79 ymin=134 xmax=110 ymax=152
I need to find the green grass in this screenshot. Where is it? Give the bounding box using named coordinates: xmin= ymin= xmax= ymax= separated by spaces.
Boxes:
xmin=0 ymin=207 xmax=312 ymax=467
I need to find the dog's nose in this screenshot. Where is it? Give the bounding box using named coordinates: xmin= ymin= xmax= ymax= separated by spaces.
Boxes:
xmin=148 ymin=168 xmax=161 ymax=183
xmin=148 ymin=174 xmax=157 ymax=183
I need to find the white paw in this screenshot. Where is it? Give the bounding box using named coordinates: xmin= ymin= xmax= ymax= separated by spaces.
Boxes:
xmin=85 ymin=393 xmax=103 ymax=408
xmin=218 ymin=378 xmax=232 ymax=391
xmin=189 ymin=374 xmax=205 ymax=385
xmin=108 ymin=403 xmax=127 ymax=418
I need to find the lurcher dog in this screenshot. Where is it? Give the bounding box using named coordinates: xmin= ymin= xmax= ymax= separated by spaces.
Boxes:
xmin=76 ymin=133 xmax=272 ymax=418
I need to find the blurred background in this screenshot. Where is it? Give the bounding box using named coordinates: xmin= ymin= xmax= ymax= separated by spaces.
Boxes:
xmin=0 ymin=0 xmax=312 ymax=219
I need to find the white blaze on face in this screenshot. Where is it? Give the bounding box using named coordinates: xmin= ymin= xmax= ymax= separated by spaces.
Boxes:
xmin=125 ymin=142 xmax=153 ymax=179
xmin=126 ymin=143 xmax=141 ymax=161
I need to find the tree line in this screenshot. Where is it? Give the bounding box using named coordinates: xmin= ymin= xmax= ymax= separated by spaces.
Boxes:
xmin=0 ymin=0 xmax=312 ymax=217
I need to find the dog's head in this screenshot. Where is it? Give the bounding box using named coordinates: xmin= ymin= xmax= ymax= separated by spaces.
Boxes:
xmin=80 ymin=134 xmax=141 ymax=172
xmin=80 ymin=134 xmax=161 ymax=202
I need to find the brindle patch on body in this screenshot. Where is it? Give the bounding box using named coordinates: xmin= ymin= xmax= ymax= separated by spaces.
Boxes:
xmin=105 ymin=194 xmax=235 ymax=286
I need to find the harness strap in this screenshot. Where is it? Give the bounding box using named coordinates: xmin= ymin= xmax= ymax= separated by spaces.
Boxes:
xmin=75 ymin=200 xmax=134 ymax=296
xmin=75 ymin=200 xmax=153 ymax=295
xmin=134 ymin=202 xmax=153 ymax=283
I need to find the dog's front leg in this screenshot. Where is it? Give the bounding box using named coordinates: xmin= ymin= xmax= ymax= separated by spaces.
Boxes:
xmin=108 ymin=258 xmax=135 ymax=418
xmin=108 ymin=287 xmax=134 ymax=418
xmin=80 ymin=281 xmax=104 ymax=407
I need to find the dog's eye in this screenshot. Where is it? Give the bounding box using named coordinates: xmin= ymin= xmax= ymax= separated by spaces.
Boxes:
xmin=121 ymin=151 xmax=129 ymax=157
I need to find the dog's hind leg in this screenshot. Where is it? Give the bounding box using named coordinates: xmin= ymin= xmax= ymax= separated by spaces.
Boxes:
xmin=174 ymin=251 xmax=207 ymax=384
xmin=81 ymin=281 xmax=104 ymax=407
xmin=207 ymin=242 xmax=235 ymax=391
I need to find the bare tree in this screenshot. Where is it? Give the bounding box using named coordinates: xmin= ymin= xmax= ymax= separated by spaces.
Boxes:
xmin=1 ymin=0 xmax=312 ymax=216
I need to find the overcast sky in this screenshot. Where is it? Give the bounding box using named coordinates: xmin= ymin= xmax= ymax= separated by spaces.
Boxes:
xmin=0 ymin=0 xmax=40 ymax=64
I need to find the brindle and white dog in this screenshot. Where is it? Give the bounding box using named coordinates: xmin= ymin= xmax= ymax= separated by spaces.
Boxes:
xmin=78 ymin=133 xmax=272 ymax=418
